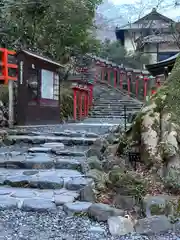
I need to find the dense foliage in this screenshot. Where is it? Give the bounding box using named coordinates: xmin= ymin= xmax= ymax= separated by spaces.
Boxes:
xmin=98 ymin=39 xmax=150 ymax=69
xmin=0 ymin=0 xmax=102 ymax=61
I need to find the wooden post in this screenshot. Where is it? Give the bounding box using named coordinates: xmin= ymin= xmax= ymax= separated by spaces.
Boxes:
xmin=72 ymin=87 xmax=77 ymax=121
xmin=144 ymin=77 xmax=148 ymax=100
xmin=120 ymin=71 xmax=123 ymax=90
xmin=101 ymin=65 xmax=105 ymax=81
xmin=79 ymin=91 xmax=82 ymax=119
xmin=8 ymin=80 xmax=14 ymax=127
xmin=89 ymin=84 xmax=93 ymax=107
xmin=114 ymin=68 xmax=117 ymax=88
xmin=107 ymin=67 xmax=111 ymax=84
xmin=135 ymin=75 xmax=139 ymax=98
xmin=127 ymin=73 xmax=131 ymax=97
xmin=86 ymin=91 xmax=89 ymax=116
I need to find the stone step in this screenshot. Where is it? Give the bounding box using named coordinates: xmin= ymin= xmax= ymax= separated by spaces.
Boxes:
xmin=0 ymin=186 xmax=80 ymax=211
xmin=91 ymin=111 xmax=141 ymax=114
xmin=94 ymin=104 xmax=142 ymax=108
xmin=7 ymin=135 xmax=97 ymax=145
xmin=89 ymin=115 xmax=127 ymax=119
xmin=91 ymin=110 xmax=139 ymax=114
xmin=93 ymin=104 xmax=142 ymax=109
xmin=0 ymin=152 xmax=84 ymax=171
xmin=53 ymin=131 xmax=99 ymax=138
xmin=94 ymin=101 xmax=142 ymax=105
xmin=7 ymin=130 xmax=99 ymax=138
xmin=0 ymin=168 xmax=92 ymax=190
xmin=91 ymin=112 xmax=137 ymax=117
xmin=29 ymin=148 xmax=86 ymax=157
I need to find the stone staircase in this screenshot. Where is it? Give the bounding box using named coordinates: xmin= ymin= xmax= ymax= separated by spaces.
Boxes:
xmin=90 ymin=83 xmax=143 ymax=120
xmin=0 ymin=123 xmax=116 ymax=213
xmin=0 ymin=82 xmax=143 ymax=214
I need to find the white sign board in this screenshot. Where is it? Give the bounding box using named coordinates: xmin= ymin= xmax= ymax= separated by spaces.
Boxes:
xmin=41 ymin=69 xmax=54 ymax=99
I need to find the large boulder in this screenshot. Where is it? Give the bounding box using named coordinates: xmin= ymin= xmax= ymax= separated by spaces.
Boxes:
xmin=115 ymin=54 xmax=180 ymax=193
xmin=142 ymin=195 xmax=174 ymax=217
xmin=108 ymin=216 xmax=134 ymax=236
xmin=88 ymin=203 xmax=124 ymax=221
xmin=135 ymin=215 xmax=172 ymax=234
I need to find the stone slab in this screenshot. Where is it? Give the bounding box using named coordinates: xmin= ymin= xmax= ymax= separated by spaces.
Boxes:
xmin=63 ymin=201 xmax=92 ymax=215
xmin=54 ymin=194 xmax=77 ymax=205
xmin=53 ymin=149 xmax=85 ymax=157
xmin=66 ymin=177 xmax=94 ymax=191
xmin=24 ymin=154 xmax=54 ymax=169
xmin=40 ymin=142 xmax=64 ymax=149
xmin=21 ymin=199 xmax=56 ymax=212
xmin=0 ymin=187 xmax=80 ymax=211
xmin=0 ymin=168 xmax=85 ymax=189
xmin=55 ymin=159 xmax=82 ymax=171
xmin=0 ymin=153 xmax=83 ymax=171
xmin=7 ymin=135 xmax=97 ymax=145
xmin=0 ymin=197 xmax=19 ymax=210
xmin=53 ymin=131 xmax=99 ymax=138
xmin=135 ymin=215 xmax=172 ymax=234
xmin=28 ymin=147 xmax=52 ymax=153
xmin=88 ymin=203 xmax=124 ymax=221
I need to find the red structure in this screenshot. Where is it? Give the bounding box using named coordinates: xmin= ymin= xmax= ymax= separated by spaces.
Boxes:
xmin=70 ymin=55 xmax=167 ymax=121
xmin=72 ymin=85 xmax=89 ymax=120
xmin=119 ymin=70 xmax=124 ymax=90
xmin=143 ymin=76 xmax=148 ymax=100
xmin=0 ymin=48 xmax=17 ymax=84
xmin=89 ymin=56 xmax=166 ymax=102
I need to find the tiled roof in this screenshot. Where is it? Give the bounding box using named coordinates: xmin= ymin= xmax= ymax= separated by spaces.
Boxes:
xmin=140 ymin=34 xmax=176 ymax=43
xmin=116 ymin=8 xmax=174 ymax=31
xmin=17 ymin=50 xmax=64 ymax=68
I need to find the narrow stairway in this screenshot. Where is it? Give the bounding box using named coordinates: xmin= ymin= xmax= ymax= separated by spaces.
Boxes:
xmin=90 ymin=83 xmax=143 ymax=121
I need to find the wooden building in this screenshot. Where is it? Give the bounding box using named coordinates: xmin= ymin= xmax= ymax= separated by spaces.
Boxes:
xmin=15 ymin=50 xmax=64 ymax=125
xmin=145 ymin=52 xmax=178 ymax=76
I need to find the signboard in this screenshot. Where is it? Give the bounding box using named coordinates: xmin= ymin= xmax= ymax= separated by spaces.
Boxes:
xmin=41 ymin=69 xmax=54 ymax=99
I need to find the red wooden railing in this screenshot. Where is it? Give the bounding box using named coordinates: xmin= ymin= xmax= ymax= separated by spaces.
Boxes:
xmin=70 ymin=57 xmax=166 ymax=120
xmin=91 ymin=58 xmax=165 ymax=101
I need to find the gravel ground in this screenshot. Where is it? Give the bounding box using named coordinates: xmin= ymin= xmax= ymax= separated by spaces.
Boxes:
xmin=0 ymin=209 xmax=180 ymax=240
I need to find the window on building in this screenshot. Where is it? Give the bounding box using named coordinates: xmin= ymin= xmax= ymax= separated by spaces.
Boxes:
xmin=53 ymin=73 xmax=59 ymax=100
xmin=132 ymin=32 xmax=136 ymax=39
xmin=28 ymin=68 xmax=38 ymax=101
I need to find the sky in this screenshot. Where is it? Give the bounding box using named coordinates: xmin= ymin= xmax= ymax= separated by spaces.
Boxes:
xmin=109 ymin=0 xmax=180 ymax=19
xmin=111 ymin=0 xmax=135 ymax=4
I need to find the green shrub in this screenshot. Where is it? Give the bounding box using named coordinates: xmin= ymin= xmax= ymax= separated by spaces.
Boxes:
xmin=60 ymin=83 xmax=73 ymax=120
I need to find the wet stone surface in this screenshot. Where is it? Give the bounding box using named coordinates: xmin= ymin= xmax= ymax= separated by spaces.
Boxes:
xmin=0 ymin=91 xmax=180 ymax=239
xmin=0 ymin=152 xmax=84 ymax=170
xmin=0 ymin=186 xmax=80 ymax=209
xmin=7 ymin=135 xmax=97 ymax=145
xmin=0 ymin=168 xmax=87 ymax=189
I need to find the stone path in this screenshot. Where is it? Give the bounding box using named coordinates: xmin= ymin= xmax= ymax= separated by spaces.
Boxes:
xmin=0 ymin=124 xmax=105 ymax=213
xmin=0 ymin=117 xmax=127 ymax=215
xmin=0 ymin=85 xmax=177 ymax=239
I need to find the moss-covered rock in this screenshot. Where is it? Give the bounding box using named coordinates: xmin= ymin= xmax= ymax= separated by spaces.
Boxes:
xmin=87 ymin=156 xmax=102 ymax=171
xmin=163 ymin=167 xmax=180 ymax=193
xmin=142 ymin=195 xmax=174 ymax=217
xmin=108 ymin=168 xmax=147 ymax=201
xmin=86 ymin=169 xmax=109 ymax=191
